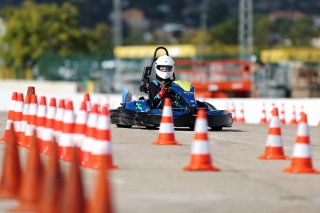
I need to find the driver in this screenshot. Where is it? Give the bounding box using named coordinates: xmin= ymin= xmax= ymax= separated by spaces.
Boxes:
xmin=148 ymin=55 xmax=175 ymax=108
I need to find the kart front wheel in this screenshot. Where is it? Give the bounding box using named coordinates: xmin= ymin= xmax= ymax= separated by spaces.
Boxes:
xmin=145 ymin=125 xmax=158 ymax=130
xmin=211 ymin=126 xmax=222 ymax=131
xmin=116 ymin=124 xmax=132 ymax=128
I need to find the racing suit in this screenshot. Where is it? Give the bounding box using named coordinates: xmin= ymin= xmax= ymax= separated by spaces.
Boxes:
xmin=149 ymin=76 xmax=182 ymax=109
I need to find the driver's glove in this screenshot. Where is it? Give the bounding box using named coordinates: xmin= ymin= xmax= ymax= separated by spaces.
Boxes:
xmin=157 ymin=87 xmax=167 ymax=98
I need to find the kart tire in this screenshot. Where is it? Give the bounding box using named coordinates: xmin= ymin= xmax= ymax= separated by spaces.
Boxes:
xmin=188 ymin=125 xmax=194 ymax=130
xmin=211 ymin=126 xmax=222 ymax=131
xmin=145 ymin=125 xmax=158 ymax=130
xmin=116 ymin=124 xmax=132 ymax=128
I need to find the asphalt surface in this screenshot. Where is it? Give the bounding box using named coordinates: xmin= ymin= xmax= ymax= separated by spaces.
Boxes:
xmin=0 ymin=111 xmax=320 ymax=213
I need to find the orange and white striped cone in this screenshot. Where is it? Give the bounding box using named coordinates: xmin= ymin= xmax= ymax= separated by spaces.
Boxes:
xmin=80 ymin=104 xmax=100 ymax=167
xmin=237 ymin=102 xmax=245 ymax=123
xmin=283 ymin=112 xmax=319 ymax=174
xmin=13 ymin=93 xmax=24 ymax=139
xmin=1 ymin=92 xmax=18 ymax=142
xmin=289 ymin=105 xmax=297 ymax=125
xmin=268 ymin=103 xmax=275 ymax=123
xmin=184 ymin=109 xmax=220 ymax=171
xmin=84 ymin=92 xmax=92 ymax=112
xmin=36 ymin=96 xmax=47 ymax=147
xmin=152 ymin=98 xmax=181 ymax=146
xmin=41 ymin=98 xmax=57 ymax=155
xmin=259 ymin=107 xmax=288 ymax=160
xmin=230 ymin=102 xmax=237 ymax=122
xmin=280 ymin=103 xmax=286 ymax=125
xmin=73 ymin=101 xmax=88 ymax=156
xmin=87 ymin=105 xmax=118 ymax=170
xmin=19 ymin=95 xmax=31 ymax=145
xmin=22 ymin=95 xmax=38 ymax=148
xmin=259 ymin=102 xmax=267 ymax=124
xmin=225 ymin=102 xmax=230 ymax=113
xmin=298 ymin=105 xmax=304 ymax=122
xmin=105 ymin=95 xmax=110 ymax=109
xmin=59 ymin=100 xmax=75 ymax=161
xmin=53 ymin=99 xmax=65 ymax=145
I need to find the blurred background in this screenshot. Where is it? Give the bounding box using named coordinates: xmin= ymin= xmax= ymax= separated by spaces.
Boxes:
xmin=1 ymin=0 xmax=320 ymax=98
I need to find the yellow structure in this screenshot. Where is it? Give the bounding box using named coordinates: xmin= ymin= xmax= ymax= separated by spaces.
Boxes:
xmin=114 ymin=44 xmax=197 ymax=58
xmin=261 ymin=48 xmax=320 ymax=63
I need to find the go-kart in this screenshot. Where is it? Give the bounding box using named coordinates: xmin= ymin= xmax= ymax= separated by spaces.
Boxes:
xmin=110 ymin=47 xmax=233 ymax=131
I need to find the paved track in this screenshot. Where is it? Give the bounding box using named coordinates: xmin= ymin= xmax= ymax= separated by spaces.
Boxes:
xmin=1 ymin=111 xmax=320 ymax=213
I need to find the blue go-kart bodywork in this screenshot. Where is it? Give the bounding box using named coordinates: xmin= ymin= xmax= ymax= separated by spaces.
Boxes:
xmin=110 ymin=80 xmax=232 ymax=131
xmin=110 ymin=46 xmax=232 ymax=131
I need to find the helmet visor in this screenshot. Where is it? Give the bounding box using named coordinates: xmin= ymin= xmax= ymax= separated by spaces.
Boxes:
xmin=156 ymin=65 xmax=173 ymax=72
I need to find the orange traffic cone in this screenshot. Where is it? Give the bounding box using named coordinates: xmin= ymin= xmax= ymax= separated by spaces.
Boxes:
xmin=280 ymin=103 xmax=286 ymax=125
xmin=1 ymin=92 xmax=18 ymax=142
xmin=59 ymin=100 xmax=75 ymax=161
xmin=11 ymin=129 xmax=43 ymax=212
xmin=259 ymin=102 xmax=267 ymax=124
xmin=259 ymin=107 xmax=289 ymax=160
xmin=73 ymin=101 xmax=88 ymax=154
xmin=60 ymin=148 xmax=86 ymax=213
xmin=36 ymin=96 xmax=47 ymax=149
xmin=26 ymin=86 xmax=35 ymax=98
xmin=81 ymin=104 xmax=100 ymax=167
xmin=298 ymin=105 xmax=304 ymax=122
xmin=184 ymin=109 xmax=220 ymax=171
xmin=283 ymin=113 xmax=319 ymax=174
xmin=0 ymin=123 xmax=21 ymax=199
xmin=89 ymin=161 xmax=114 ymax=213
xmin=88 ymin=105 xmax=118 ymax=170
xmin=38 ymin=138 xmax=64 ymax=213
xmin=53 ymin=99 xmax=65 ymax=145
xmin=13 ymin=93 xmax=24 ymax=140
xmin=19 ymin=95 xmax=31 ymax=145
xmin=41 ymin=97 xmax=57 ymax=155
xmin=289 ymin=105 xmax=297 ymax=125
xmin=237 ymin=102 xmax=245 ymax=123
xmin=225 ymin=102 xmax=230 ymax=113
xmin=22 ymin=94 xmax=38 ymax=148
xmin=230 ymin=102 xmax=237 ymax=122
xmin=152 ymin=98 xmax=181 ymax=145
xmin=84 ymin=92 xmax=92 ymax=112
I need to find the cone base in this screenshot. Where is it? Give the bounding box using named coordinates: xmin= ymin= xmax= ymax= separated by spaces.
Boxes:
xmin=283 ymin=158 xmax=320 ymax=174
xmin=85 ymin=155 xmax=118 ymax=170
xmin=283 ymin=167 xmax=319 ymax=174
xmin=0 ymin=189 xmax=17 ymax=199
xmin=258 ymin=154 xmax=289 ymax=160
xmin=152 ymin=140 xmax=181 ymax=146
xmin=10 ymin=204 xmax=37 ymax=212
xmin=184 ymin=164 xmax=220 ymax=171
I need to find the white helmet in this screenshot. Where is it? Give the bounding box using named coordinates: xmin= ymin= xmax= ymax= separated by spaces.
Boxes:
xmin=155 ymin=55 xmax=174 ymax=80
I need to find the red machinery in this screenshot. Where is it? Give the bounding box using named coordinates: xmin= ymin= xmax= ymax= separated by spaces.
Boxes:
xmin=174 ymin=59 xmax=252 ymax=98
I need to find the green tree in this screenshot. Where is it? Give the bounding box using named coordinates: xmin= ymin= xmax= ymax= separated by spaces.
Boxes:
xmin=0 ymin=1 xmax=82 ymax=78
xmin=209 ymin=17 xmax=238 ymax=44
xmin=84 ymin=22 xmax=113 ymax=54
xmin=290 ymin=16 xmax=315 ymax=46
xmin=254 ymin=15 xmax=273 ymax=49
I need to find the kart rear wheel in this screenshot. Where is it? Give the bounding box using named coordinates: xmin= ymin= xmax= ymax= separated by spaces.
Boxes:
xmin=116 ymin=124 xmax=132 ymax=128
xmin=211 ymin=126 xmax=222 ymax=131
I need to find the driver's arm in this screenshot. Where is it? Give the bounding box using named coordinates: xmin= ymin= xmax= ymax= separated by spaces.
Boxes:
xmin=148 ymin=82 xmax=163 ymax=108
